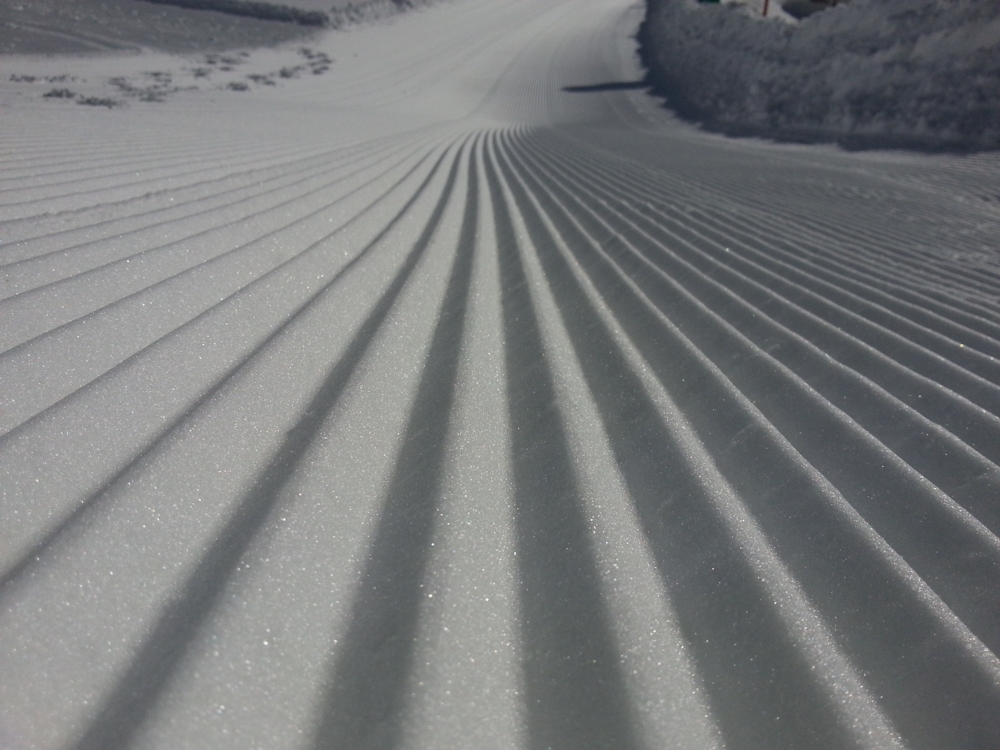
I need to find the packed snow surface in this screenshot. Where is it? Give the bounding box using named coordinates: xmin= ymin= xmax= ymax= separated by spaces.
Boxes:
xmin=640 ymin=0 xmax=1000 ymax=150
xmin=2 ymin=0 xmax=1000 ymax=749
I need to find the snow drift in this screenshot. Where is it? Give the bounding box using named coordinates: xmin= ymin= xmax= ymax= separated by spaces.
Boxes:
xmin=638 ymin=0 xmax=1000 ymax=151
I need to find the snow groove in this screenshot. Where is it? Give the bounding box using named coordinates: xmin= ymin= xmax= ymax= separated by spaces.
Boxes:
xmin=2 ymin=0 xmax=1000 ymax=748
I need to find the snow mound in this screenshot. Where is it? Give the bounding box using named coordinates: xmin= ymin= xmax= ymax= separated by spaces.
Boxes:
xmin=639 ymin=0 xmax=1000 ymax=151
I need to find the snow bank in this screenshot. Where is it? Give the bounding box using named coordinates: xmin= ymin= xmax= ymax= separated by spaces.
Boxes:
xmin=138 ymin=0 xmax=329 ymax=26
xmin=135 ymin=0 xmax=436 ymax=28
xmin=638 ymin=0 xmax=1000 ymax=151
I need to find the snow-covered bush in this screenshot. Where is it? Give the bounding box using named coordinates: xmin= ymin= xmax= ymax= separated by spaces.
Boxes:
xmin=638 ymin=0 xmax=1000 ymax=150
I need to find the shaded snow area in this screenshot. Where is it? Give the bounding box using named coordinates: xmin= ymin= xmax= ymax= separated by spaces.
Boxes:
xmin=0 ymin=0 xmax=316 ymax=54
xmin=639 ymin=0 xmax=1000 ymax=150
xmin=3 ymin=0 xmax=1000 ymax=749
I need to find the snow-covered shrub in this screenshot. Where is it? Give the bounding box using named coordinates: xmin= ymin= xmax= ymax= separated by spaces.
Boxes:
xmin=638 ymin=0 xmax=1000 ymax=150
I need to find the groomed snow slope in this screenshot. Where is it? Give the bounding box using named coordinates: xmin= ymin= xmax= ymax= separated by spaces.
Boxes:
xmin=2 ymin=1 xmax=1000 ymax=748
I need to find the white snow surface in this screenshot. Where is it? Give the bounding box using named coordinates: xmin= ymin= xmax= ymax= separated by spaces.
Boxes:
xmin=2 ymin=1 xmax=1000 ymax=749
xmin=641 ymin=0 xmax=1000 ymax=149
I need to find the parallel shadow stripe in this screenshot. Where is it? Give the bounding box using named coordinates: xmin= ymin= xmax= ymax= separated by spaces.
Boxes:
xmin=0 ymin=136 xmax=446 ymax=442
xmin=0 ymin=134 xmax=411 ymax=288
xmin=0 ymin=146 xmax=451 ymax=597
xmin=521 ymin=134 xmax=1000 ymax=467
xmin=65 ymin=147 xmax=463 ymax=750
xmin=494 ymin=133 xmax=882 ymax=750
xmin=541 ymin=131 xmax=1000 ymax=328
xmin=0 ymin=134 xmax=434 ymax=359
xmin=310 ymin=137 xmax=478 ymax=750
xmin=498 ymin=131 xmax=1000 ymax=750
xmin=508 ymin=133 xmax=1000 ymax=652
xmin=485 ymin=133 xmax=642 ymax=750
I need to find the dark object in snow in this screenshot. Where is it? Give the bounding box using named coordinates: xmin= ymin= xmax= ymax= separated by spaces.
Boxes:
xmin=43 ymin=88 xmax=77 ymax=98
xmin=563 ymin=80 xmax=647 ymax=93
xmin=782 ymin=0 xmax=843 ymax=20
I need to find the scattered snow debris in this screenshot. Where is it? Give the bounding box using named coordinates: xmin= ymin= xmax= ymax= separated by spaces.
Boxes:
xmin=108 ymin=74 xmax=179 ymax=101
xmin=76 ymin=96 xmax=121 ymax=107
